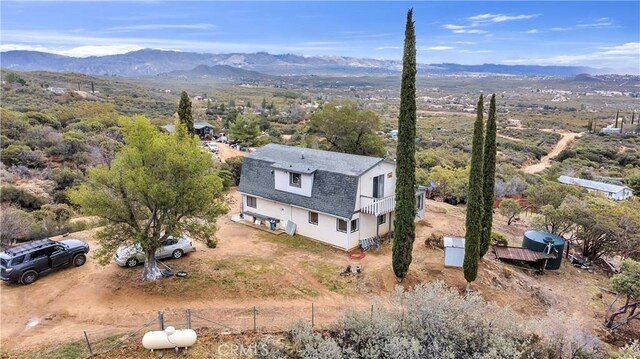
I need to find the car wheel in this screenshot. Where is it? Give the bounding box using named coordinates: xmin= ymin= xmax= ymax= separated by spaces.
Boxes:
xmin=172 ymin=249 xmax=184 ymax=259
xmin=20 ymin=270 xmax=38 ymax=285
xmin=73 ymin=253 xmax=87 ymax=266
xmin=126 ymin=258 xmax=139 ymax=267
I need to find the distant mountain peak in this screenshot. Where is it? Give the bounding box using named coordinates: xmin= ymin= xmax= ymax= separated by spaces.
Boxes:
xmin=0 ymin=49 xmax=603 ymax=77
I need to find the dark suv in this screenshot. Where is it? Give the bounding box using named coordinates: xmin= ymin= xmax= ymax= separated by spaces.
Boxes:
xmin=0 ymin=238 xmax=90 ymax=285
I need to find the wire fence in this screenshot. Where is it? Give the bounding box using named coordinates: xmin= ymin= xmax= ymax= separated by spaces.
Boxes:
xmin=78 ymin=302 xmax=345 ymax=358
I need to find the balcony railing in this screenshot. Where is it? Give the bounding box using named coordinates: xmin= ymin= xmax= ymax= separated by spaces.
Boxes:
xmin=360 ymin=195 xmax=395 ymax=216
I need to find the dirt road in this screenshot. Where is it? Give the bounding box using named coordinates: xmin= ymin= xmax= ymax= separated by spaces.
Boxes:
xmin=522 ymin=129 xmax=582 ymax=174
xmin=216 ymin=143 xmax=247 ymax=162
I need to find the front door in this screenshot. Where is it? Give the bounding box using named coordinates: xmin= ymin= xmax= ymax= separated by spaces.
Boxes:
xmin=49 ymin=245 xmax=69 ymax=268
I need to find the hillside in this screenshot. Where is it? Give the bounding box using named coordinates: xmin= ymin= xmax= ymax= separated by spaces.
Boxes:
xmin=1 ymin=49 xmax=598 ymax=77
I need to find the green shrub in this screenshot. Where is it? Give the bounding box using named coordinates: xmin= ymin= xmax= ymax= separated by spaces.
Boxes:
xmin=0 ymin=144 xmax=46 ymax=168
xmin=491 ymin=232 xmax=509 ymax=246
xmin=0 ymin=186 xmax=45 ymax=210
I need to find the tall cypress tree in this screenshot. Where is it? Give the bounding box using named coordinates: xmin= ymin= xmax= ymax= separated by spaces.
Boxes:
xmin=392 ymin=9 xmax=417 ymax=280
xmin=615 ymin=111 xmax=619 ymax=128
xmin=178 ymin=91 xmax=195 ymax=136
xmin=479 ymin=94 xmax=497 ymax=257
xmin=463 ymin=94 xmax=485 ymax=286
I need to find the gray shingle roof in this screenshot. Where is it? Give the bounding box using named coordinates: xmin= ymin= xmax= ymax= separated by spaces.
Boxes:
xmin=558 ymin=175 xmax=630 ymax=193
xmin=238 ymin=144 xmax=385 ymax=219
xmin=244 ymin=144 xmax=383 ymax=176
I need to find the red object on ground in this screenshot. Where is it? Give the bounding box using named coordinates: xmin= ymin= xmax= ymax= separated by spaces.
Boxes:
xmin=348 ymin=250 xmax=366 ymax=259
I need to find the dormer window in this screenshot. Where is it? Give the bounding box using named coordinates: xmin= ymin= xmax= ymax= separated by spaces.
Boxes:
xmin=289 ymin=172 xmax=301 ymax=187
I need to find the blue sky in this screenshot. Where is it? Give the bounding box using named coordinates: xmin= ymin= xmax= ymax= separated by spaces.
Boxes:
xmin=1 ymin=1 xmax=639 ymax=73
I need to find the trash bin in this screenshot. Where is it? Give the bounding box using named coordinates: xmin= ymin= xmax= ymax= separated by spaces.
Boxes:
xmin=269 ymin=221 xmax=276 ymax=231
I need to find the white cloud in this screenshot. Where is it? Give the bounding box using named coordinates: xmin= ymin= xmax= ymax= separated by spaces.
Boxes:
xmin=550 ymin=18 xmax=615 ymax=32
xmin=375 ymin=46 xmax=402 ymax=50
xmin=106 ymin=23 xmax=216 ymax=32
xmin=424 ymin=46 xmax=454 ymax=51
xmin=467 ymin=13 xmax=539 ymax=24
xmin=0 ymin=30 xmax=357 ymax=56
xmin=453 ymin=29 xmax=488 ymax=34
xmin=443 ymin=13 xmax=537 ymax=34
xmin=502 ymin=42 xmax=640 ymax=74
xmin=525 ymin=29 xmax=539 ymax=34
xmin=443 ymin=24 xmax=467 ymax=30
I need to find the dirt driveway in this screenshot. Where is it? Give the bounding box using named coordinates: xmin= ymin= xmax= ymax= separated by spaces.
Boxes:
xmin=0 ymin=190 xmax=615 ymax=353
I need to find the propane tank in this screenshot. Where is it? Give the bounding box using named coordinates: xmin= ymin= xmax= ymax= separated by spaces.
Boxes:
xmin=142 ymin=326 xmax=197 ymax=350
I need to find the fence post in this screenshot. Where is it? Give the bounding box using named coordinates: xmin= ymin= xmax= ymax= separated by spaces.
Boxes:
xmin=158 ymin=311 xmax=164 ymax=330
xmin=186 ymin=309 xmax=191 ymax=329
xmin=83 ymin=331 xmax=94 ymax=357
xmin=370 ymin=304 xmax=374 ymax=322
xmin=253 ymin=306 xmax=257 ymax=333
xmin=311 ymin=303 xmax=315 ymax=328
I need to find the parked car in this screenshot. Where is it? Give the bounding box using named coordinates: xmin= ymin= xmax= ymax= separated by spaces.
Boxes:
xmin=0 ymin=238 xmax=90 ymax=285
xmin=114 ymin=236 xmax=195 ymax=267
xmin=208 ymin=142 xmax=219 ymax=153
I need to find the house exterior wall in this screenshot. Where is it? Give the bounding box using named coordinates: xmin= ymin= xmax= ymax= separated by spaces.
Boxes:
xmin=355 ymin=161 xmax=397 ymax=210
xmin=241 ymin=194 xmax=351 ymax=250
xmin=358 ymin=212 xmax=393 ymax=241
xmin=274 ymin=169 xmax=314 ymax=197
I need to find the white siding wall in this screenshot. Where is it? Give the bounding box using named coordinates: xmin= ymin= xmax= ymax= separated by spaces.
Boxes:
xmin=274 ymin=169 xmax=314 ymax=197
xmin=355 ymin=161 xmax=397 ymax=210
xmin=291 ymin=207 xmax=349 ymax=249
xmin=242 ymin=194 xmax=351 ymax=250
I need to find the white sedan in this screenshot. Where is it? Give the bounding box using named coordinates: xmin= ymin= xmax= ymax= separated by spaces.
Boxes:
xmin=114 ymin=236 xmax=195 ymax=267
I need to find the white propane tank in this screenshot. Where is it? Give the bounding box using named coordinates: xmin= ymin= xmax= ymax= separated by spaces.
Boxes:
xmin=142 ymin=326 xmax=197 ymax=350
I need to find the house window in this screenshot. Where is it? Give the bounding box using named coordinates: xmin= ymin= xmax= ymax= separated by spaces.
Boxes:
xmin=246 ymin=196 xmax=257 ymax=208
xmin=351 ymin=219 xmax=359 ymax=233
xmin=309 ymin=211 xmax=319 ymax=225
xmin=289 ymin=172 xmax=302 ymax=187
xmin=337 ymin=219 xmax=347 ymax=233
xmin=416 ymin=194 xmax=424 ymax=210
xmin=373 ymin=174 xmax=384 ymax=198
xmin=377 ymin=214 xmax=386 ymax=225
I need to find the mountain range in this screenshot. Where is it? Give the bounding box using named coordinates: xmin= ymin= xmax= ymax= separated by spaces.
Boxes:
xmin=1 ymin=49 xmax=599 ymax=77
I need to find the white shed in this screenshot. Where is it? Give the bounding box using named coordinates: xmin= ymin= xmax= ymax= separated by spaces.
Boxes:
xmin=443 ymin=236 xmax=465 ymax=267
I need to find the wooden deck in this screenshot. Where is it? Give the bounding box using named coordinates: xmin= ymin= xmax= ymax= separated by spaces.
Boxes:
xmin=492 ymin=245 xmax=556 ymax=263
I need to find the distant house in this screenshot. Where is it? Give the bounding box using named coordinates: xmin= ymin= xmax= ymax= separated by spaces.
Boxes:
xmin=238 ymin=144 xmax=427 ymax=250
xmin=508 ymin=119 xmax=521 ymax=127
xmin=600 ymin=127 xmax=622 ymax=135
xmin=160 ymin=122 xmax=216 ymax=139
xmin=47 ymin=87 xmax=66 ymax=95
xmin=558 ymin=175 xmax=633 ymax=201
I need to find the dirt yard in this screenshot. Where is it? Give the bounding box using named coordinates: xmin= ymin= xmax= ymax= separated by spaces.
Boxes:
xmin=0 ymin=189 xmax=625 ymax=354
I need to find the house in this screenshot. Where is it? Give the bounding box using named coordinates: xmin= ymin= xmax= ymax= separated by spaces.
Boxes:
xmin=160 ymin=122 xmax=216 ymax=139
xmin=508 ymin=119 xmax=521 ymax=127
xmin=600 ymin=127 xmax=621 ymax=135
xmin=558 ymin=175 xmax=633 ymax=201
xmin=238 ymin=144 xmax=426 ymax=250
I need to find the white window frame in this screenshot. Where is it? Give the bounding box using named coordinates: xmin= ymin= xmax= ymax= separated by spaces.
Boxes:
xmin=337 ymin=219 xmax=347 ymax=233
xmin=377 ymin=214 xmax=386 ymax=225
xmin=246 ymin=196 xmax=257 ymax=208
xmin=289 ymin=172 xmax=302 ymax=188
xmin=350 ymin=218 xmax=359 ymax=233
xmin=308 ymin=211 xmax=319 ymax=225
